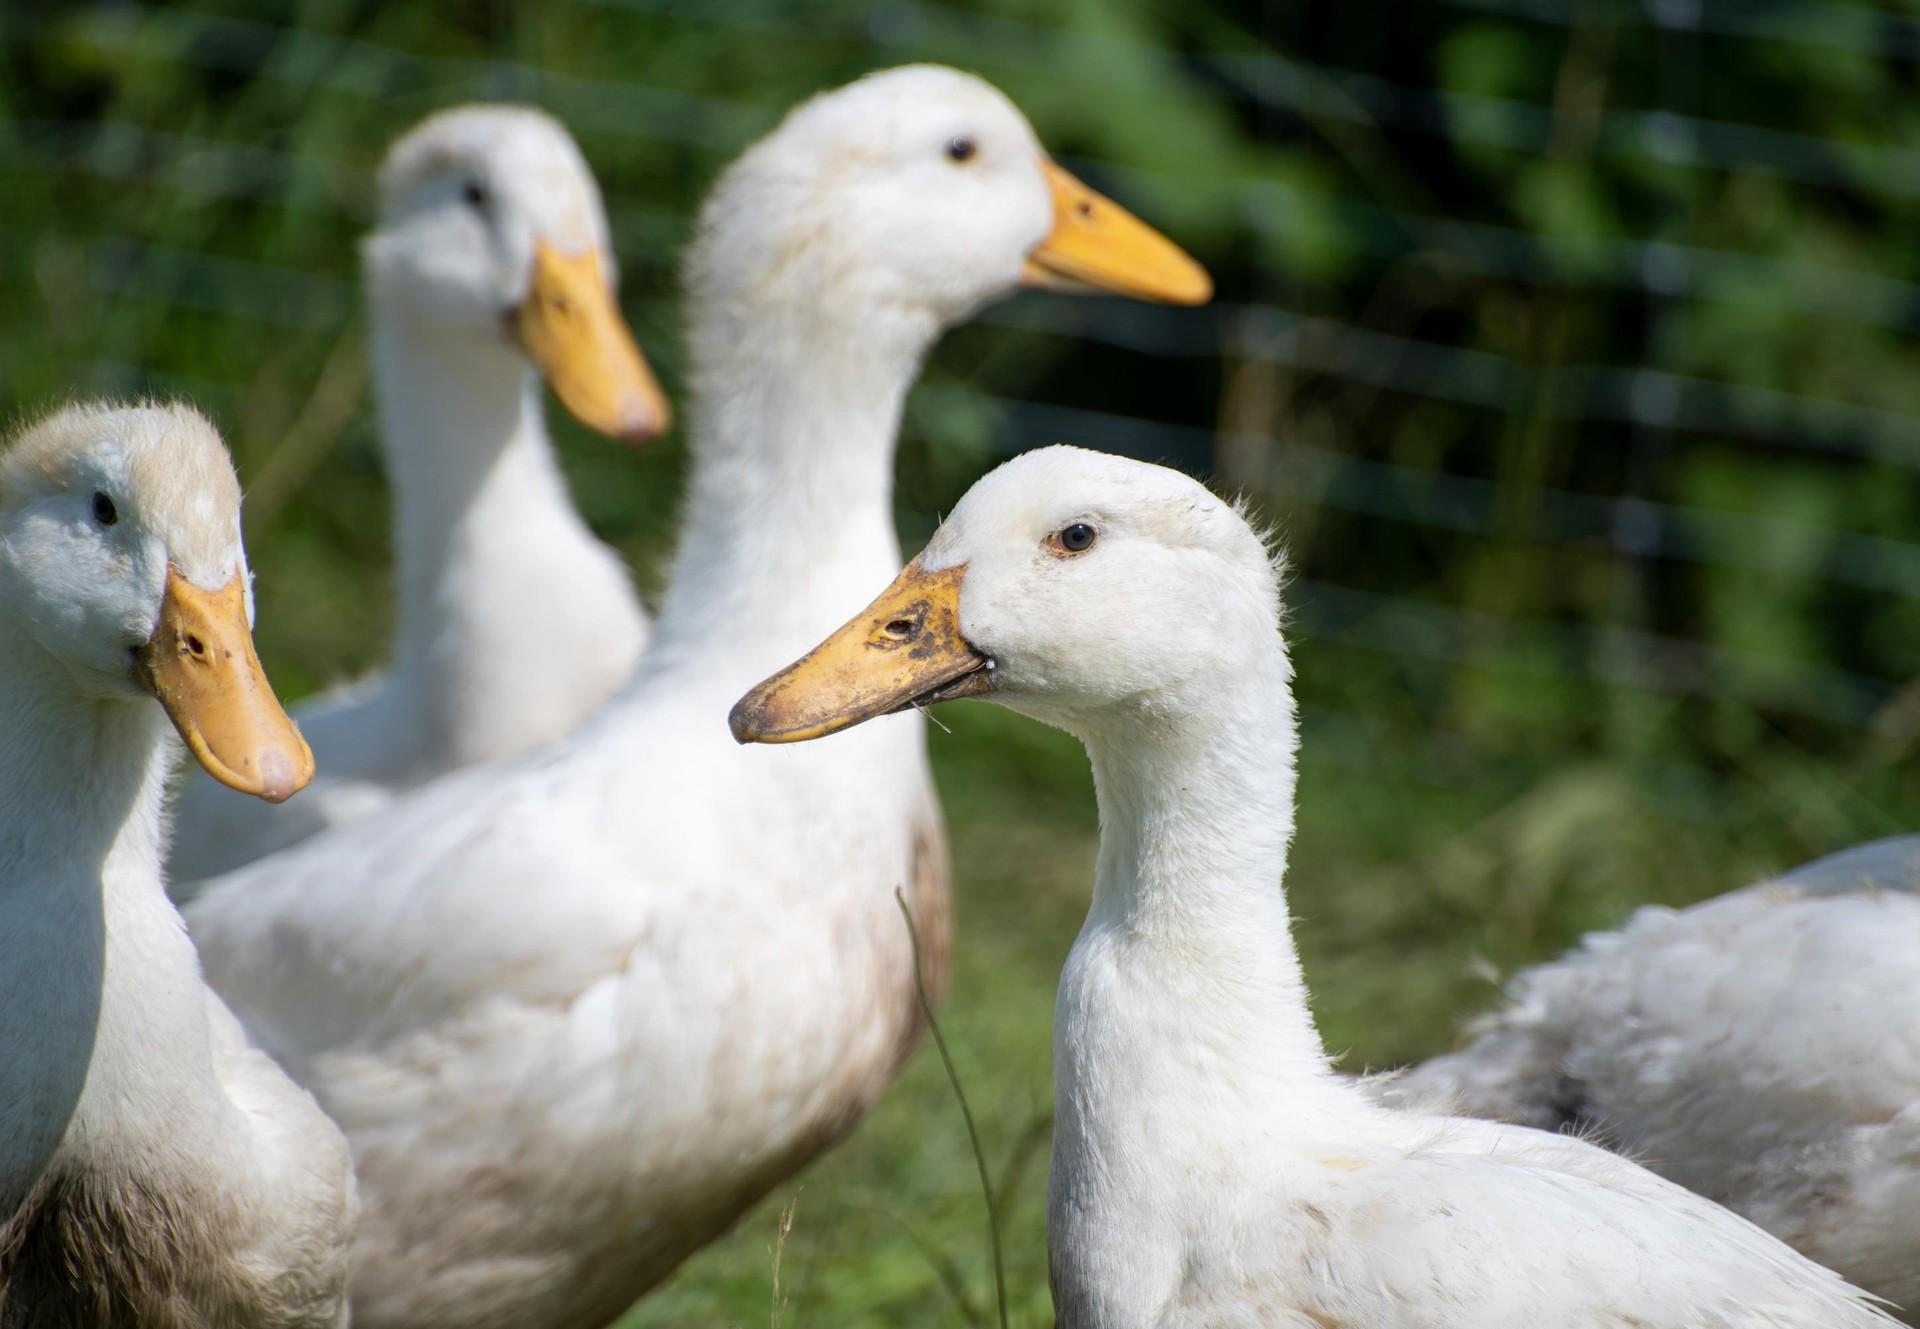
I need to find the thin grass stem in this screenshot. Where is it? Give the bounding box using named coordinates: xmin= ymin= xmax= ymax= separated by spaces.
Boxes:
xmin=896 ymin=887 xmax=1009 ymax=1329
xmin=769 ymin=1194 xmax=799 ymax=1329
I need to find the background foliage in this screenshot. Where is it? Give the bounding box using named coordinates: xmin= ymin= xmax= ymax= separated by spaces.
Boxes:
xmin=5 ymin=1 xmax=1919 ymax=1323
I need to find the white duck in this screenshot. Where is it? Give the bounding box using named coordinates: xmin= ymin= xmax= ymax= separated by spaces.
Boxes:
xmin=183 ymin=66 xmax=1209 ymax=1329
xmin=732 ymin=444 xmax=1898 ymax=1329
xmin=0 ymin=403 xmax=356 ymax=1327
xmin=169 ymin=104 xmax=667 ymax=883
xmin=1388 ymin=835 xmax=1920 ymax=1319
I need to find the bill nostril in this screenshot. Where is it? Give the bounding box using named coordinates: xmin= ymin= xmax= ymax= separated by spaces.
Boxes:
xmin=185 ymin=634 xmax=206 ymax=658
xmin=883 ymin=618 xmax=916 ymax=640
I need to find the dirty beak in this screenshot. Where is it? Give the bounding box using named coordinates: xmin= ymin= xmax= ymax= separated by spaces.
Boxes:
xmin=729 ymin=560 xmax=992 ymax=745
xmin=1020 ymin=159 xmax=1212 ymax=305
xmin=515 ymin=240 xmax=670 ymax=442
xmin=133 ymin=571 xmax=315 ymax=803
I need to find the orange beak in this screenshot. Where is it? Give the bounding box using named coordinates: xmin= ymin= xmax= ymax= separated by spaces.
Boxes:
xmin=515 ymin=240 xmax=671 ymax=442
xmin=729 ymin=559 xmax=992 ymax=745
xmin=133 ymin=570 xmax=315 ymax=803
xmin=1020 ymin=159 xmax=1212 ymax=305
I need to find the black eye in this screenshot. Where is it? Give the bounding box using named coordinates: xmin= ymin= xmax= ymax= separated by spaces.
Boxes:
xmin=462 ymin=180 xmax=489 ymax=210
xmin=1054 ymin=522 xmax=1097 ymax=555
xmin=946 ymin=136 xmax=977 ymax=163
xmin=92 ymin=492 xmax=118 ymax=527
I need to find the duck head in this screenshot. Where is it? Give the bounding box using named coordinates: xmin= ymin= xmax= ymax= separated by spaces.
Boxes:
xmin=0 ymin=403 xmax=315 ymax=802
xmin=364 ymin=104 xmax=668 ymax=440
xmin=730 ymin=446 xmax=1282 ymax=743
xmin=687 ymin=65 xmax=1211 ymax=359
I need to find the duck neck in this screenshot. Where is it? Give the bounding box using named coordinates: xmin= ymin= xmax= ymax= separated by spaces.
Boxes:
xmin=370 ymin=313 xmax=603 ymax=688
xmin=1066 ymin=650 xmax=1334 ymax=1098
xmin=650 ymin=302 xmax=935 ymax=670
xmin=0 ymin=638 xmax=166 ymax=893
xmin=0 ymin=632 xmax=212 ymax=1203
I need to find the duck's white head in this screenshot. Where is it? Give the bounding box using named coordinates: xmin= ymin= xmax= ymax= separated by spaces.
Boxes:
xmin=688 ymin=66 xmax=1211 ymax=353
xmin=0 ymin=402 xmax=315 ymax=801
xmin=731 ymin=445 xmax=1284 ymax=742
xmin=364 ymin=104 xmax=668 ymax=439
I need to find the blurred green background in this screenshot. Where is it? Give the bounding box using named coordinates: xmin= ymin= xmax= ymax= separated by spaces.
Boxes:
xmin=5 ymin=0 xmax=1920 ymax=1323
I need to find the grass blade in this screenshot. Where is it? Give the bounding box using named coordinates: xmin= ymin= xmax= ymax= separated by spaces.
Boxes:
xmin=896 ymin=887 xmax=1009 ymax=1329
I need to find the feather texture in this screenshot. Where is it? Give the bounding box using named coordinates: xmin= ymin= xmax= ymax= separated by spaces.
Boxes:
xmin=1390 ymin=837 xmax=1920 ymax=1318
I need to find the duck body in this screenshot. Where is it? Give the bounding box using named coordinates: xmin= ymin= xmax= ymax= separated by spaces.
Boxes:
xmin=0 ymin=741 xmax=355 ymax=1329
xmin=187 ymin=432 xmax=946 ymax=1326
xmin=193 ymin=662 xmax=943 ymax=1329
xmin=169 ymin=106 xmax=664 ymax=884
xmin=732 ymin=445 xmax=1896 ymax=1329
xmin=192 ymin=338 xmax=947 ymax=1314
xmin=1391 ymin=837 xmax=1920 ymax=1317
xmin=1053 ymin=910 xmax=1899 ymax=1329
xmin=0 ymin=404 xmax=356 ymax=1328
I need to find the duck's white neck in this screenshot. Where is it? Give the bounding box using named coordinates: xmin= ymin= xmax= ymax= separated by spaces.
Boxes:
xmin=373 ymin=318 xmax=547 ymax=634
xmin=649 ymin=302 xmax=937 ymax=672
xmin=1052 ymin=645 xmax=1345 ymax=1191
xmin=369 ymin=309 xmax=637 ymax=759
xmin=1047 ymin=649 xmax=1347 ymax=1322
xmin=0 ymin=631 xmax=217 ymax=1206
xmin=0 ymin=638 xmax=165 ymax=896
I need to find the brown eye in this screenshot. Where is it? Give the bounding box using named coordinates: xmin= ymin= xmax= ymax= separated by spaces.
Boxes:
xmin=92 ymin=492 xmax=118 ymax=527
xmin=946 ymin=136 xmax=977 ymax=163
xmin=462 ymin=180 xmax=488 ymax=210
xmin=1049 ymin=522 xmax=1097 ymax=556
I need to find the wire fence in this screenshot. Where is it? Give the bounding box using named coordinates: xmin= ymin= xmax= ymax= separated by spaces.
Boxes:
xmin=4 ymin=0 xmax=1918 ymax=769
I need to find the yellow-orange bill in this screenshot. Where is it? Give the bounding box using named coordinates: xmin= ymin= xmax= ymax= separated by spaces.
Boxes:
xmin=516 ymin=240 xmax=670 ymax=442
xmin=729 ymin=560 xmax=992 ymax=745
xmin=134 ymin=571 xmax=315 ymax=803
xmin=1020 ymin=159 xmax=1213 ymax=306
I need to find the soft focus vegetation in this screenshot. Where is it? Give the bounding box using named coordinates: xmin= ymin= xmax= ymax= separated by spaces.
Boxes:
xmin=5 ymin=1 xmax=1919 ymax=1323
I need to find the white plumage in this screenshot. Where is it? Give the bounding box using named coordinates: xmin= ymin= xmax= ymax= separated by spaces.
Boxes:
xmin=1391 ymin=835 xmax=1920 ymax=1319
xmin=182 ymin=67 xmax=1208 ymax=1329
xmin=735 ymin=444 xmax=1899 ymax=1329
xmin=0 ymin=403 xmax=356 ymax=1328
xmin=169 ymin=105 xmax=664 ymax=884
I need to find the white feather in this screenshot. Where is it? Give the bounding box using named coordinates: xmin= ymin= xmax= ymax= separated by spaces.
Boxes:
xmin=1391 ymin=837 xmax=1920 ymax=1318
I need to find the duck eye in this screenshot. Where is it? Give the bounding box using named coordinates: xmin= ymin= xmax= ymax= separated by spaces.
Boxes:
xmin=462 ymin=180 xmax=489 ymax=210
xmin=92 ymin=492 xmax=118 ymax=527
xmin=946 ymin=136 xmax=978 ymax=164
xmin=1051 ymin=522 xmax=1097 ymax=555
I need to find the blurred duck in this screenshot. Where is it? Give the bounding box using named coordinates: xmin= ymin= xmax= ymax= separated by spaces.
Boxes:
xmin=1388 ymin=835 xmax=1920 ymax=1320
xmin=169 ymin=105 xmax=668 ymax=884
xmin=0 ymin=403 xmax=356 ymax=1327
xmin=731 ymin=444 xmax=1898 ymax=1329
xmin=184 ymin=67 xmax=1209 ymax=1329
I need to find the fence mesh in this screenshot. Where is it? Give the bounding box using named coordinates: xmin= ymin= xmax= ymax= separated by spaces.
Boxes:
xmin=5 ymin=0 xmax=1918 ymax=828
